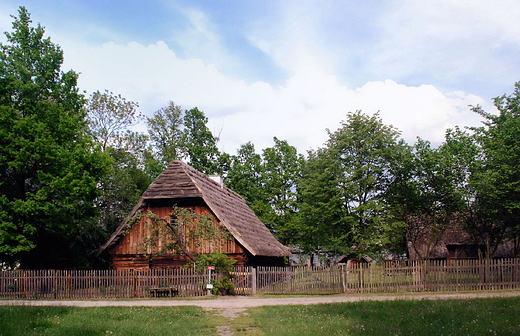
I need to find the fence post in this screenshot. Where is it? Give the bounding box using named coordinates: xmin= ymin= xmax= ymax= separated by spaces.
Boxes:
xmin=358 ymin=265 xmax=363 ymax=291
xmin=341 ymin=265 xmax=347 ymax=293
xmin=252 ymin=267 xmax=257 ymax=295
xmin=66 ymin=270 xmax=71 ymax=299
xmin=130 ymin=269 xmax=137 ymax=298
xmin=478 ymin=259 xmax=484 ymax=288
xmin=52 ymin=270 xmax=57 ymax=299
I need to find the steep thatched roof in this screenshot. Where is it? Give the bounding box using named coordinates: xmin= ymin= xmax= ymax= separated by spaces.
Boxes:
xmin=99 ymin=160 xmax=290 ymax=257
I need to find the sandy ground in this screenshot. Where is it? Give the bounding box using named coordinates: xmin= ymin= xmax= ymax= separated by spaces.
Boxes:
xmin=2 ymin=290 xmax=520 ymax=308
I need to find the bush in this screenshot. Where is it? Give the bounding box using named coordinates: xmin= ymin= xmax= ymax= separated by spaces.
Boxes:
xmin=195 ymin=253 xmax=236 ymax=295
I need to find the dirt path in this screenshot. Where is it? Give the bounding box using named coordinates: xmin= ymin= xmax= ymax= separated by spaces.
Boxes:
xmin=2 ymin=290 xmax=520 ymax=308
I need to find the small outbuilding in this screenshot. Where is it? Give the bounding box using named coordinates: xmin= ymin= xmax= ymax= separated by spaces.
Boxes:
xmin=98 ymin=160 xmax=290 ymax=269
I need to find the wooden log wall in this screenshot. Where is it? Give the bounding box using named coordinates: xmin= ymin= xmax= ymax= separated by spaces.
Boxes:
xmin=109 ymin=206 xmax=245 ymax=256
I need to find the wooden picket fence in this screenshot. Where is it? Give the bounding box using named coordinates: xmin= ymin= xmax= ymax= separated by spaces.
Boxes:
xmin=255 ymin=265 xmax=343 ymax=294
xmin=1 ymin=259 xmax=520 ymax=299
xmin=0 ymin=269 xmax=208 ymax=299
xmin=256 ymin=258 xmax=520 ymax=295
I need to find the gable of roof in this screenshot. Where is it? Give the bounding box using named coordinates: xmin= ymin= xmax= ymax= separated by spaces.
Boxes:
xmin=99 ymin=160 xmax=290 ymax=257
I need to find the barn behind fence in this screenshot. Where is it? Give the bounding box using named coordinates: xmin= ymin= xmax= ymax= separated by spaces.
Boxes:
xmin=1 ymin=258 xmax=520 ymax=299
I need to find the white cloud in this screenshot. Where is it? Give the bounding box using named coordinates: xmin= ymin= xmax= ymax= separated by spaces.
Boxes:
xmin=59 ymin=38 xmax=493 ymax=154
xmin=166 ymin=6 xmax=250 ymax=81
xmin=386 ymin=0 xmax=520 ymax=45
xmin=373 ymin=0 xmax=520 ymax=86
xmin=244 ymin=0 xmax=520 ymax=96
xmin=3 ymin=2 xmax=502 ymax=156
xmin=246 ymin=1 xmax=334 ymax=77
xmin=350 ymin=81 xmax=489 ymax=144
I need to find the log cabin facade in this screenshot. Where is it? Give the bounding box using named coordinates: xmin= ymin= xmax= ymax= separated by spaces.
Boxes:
xmin=98 ymin=160 xmax=290 ymax=269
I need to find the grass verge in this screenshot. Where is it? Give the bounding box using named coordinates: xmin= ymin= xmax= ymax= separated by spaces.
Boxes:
xmin=247 ymin=297 xmax=520 ymax=335
xmin=0 ymin=306 xmax=214 ymax=336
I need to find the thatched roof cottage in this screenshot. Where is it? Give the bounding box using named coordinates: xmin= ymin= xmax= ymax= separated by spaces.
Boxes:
xmin=98 ymin=160 xmax=290 ymax=269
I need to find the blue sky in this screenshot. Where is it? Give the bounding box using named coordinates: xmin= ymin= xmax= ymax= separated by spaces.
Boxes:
xmin=1 ymin=1 xmax=519 ymax=153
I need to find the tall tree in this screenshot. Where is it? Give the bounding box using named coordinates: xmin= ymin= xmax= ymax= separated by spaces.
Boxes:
xmin=183 ymin=107 xmax=221 ymax=175
xmin=86 ymin=91 xmax=151 ymax=238
xmin=396 ymin=130 xmax=474 ymax=259
xmin=225 ymin=142 xmax=265 ymax=209
xmin=261 ymin=137 xmax=305 ymax=244
xmin=86 ymin=89 xmax=142 ymax=151
xmin=468 ymin=82 xmax=520 ymax=257
xmin=0 ymin=7 xmax=108 ymax=268
xmin=298 ymin=111 xmax=409 ymax=257
xmin=146 ymin=101 xmax=185 ymax=177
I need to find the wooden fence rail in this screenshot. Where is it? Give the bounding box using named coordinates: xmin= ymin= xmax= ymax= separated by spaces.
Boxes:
xmin=256 ymin=258 xmax=520 ymax=295
xmin=0 ymin=269 xmax=208 ymax=299
xmin=1 ymin=259 xmax=520 ymax=299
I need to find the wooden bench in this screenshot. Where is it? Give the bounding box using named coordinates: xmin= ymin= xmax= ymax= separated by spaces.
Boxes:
xmin=149 ymin=286 xmax=178 ymax=297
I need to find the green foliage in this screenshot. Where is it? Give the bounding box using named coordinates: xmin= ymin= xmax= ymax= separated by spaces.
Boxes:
xmin=146 ymin=101 xmax=185 ymax=170
xmin=145 ymin=104 xmax=226 ymax=178
xmin=387 ymin=128 xmax=477 ymax=259
xmin=86 ymin=90 xmax=152 ymax=246
xmin=298 ymin=111 xmax=410 ymax=257
xmin=195 ymin=252 xmax=236 ymax=272
xmin=86 ymin=89 xmax=142 ymax=151
xmin=225 ymin=142 xmax=269 ymax=229
xmin=261 ymin=137 xmax=305 ymax=244
xmin=96 ymin=149 xmax=150 ymax=235
xmin=183 ymin=107 xmax=222 ymax=175
xmin=0 ymin=7 xmax=109 ymax=268
xmin=468 ymin=81 xmax=520 ymax=257
xmin=225 ymin=138 xmax=304 ymax=245
xmin=195 ymin=252 xmax=236 ymax=295
xmin=225 ymin=142 xmax=264 ymax=205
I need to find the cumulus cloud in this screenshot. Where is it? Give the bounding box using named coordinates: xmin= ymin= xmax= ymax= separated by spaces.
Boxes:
xmin=373 ymin=0 xmax=520 ymax=93
xmin=246 ymin=1 xmax=334 ymax=77
xmin=245 ymin=0 xmax=520 ymax=97
xmin=2 ymin=2 xmax=503 ymax=156
xmin=60 ymin=38 xmax=492 ymax=154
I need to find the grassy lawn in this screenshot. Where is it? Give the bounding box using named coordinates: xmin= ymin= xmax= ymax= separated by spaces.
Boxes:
xmin=2 ymin=297 xmax=520 ymax=335
xmin=0 ymin=306 xmax=214 ymax=336
xmin=243 ymin=297 xmax=520 ymax=335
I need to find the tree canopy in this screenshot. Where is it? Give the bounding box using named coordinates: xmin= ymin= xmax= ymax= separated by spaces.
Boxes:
xmin=298 ymin=111 xmax=411 ymax=257
xmin=0 ymin=7 xmax=109 ymax=268
xmin=466 ymin=82 xmax=520 ymax=257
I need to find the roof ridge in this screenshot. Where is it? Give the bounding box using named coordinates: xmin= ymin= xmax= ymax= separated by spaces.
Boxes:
xmin=180 ymin=161 xmax=259 ymax=255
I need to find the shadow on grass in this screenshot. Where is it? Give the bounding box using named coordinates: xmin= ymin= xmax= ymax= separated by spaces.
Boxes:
xmin=0 ymin=306 xmax=214 ymax=336
xmin=248 ymin=297 xmax=520 ymax=335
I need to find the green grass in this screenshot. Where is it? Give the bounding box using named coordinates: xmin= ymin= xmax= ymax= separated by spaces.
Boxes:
xmin=2 ymin=297 xmax=520 ymax=335
xmin=246 ymin=297 xmax=520 ymax=335
xmin=0 ymin=306 xmax=214 ymax=336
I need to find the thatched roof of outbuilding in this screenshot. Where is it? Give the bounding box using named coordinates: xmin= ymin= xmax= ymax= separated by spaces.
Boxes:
xmin=98 ymin=160 xmax=290 ymax=257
